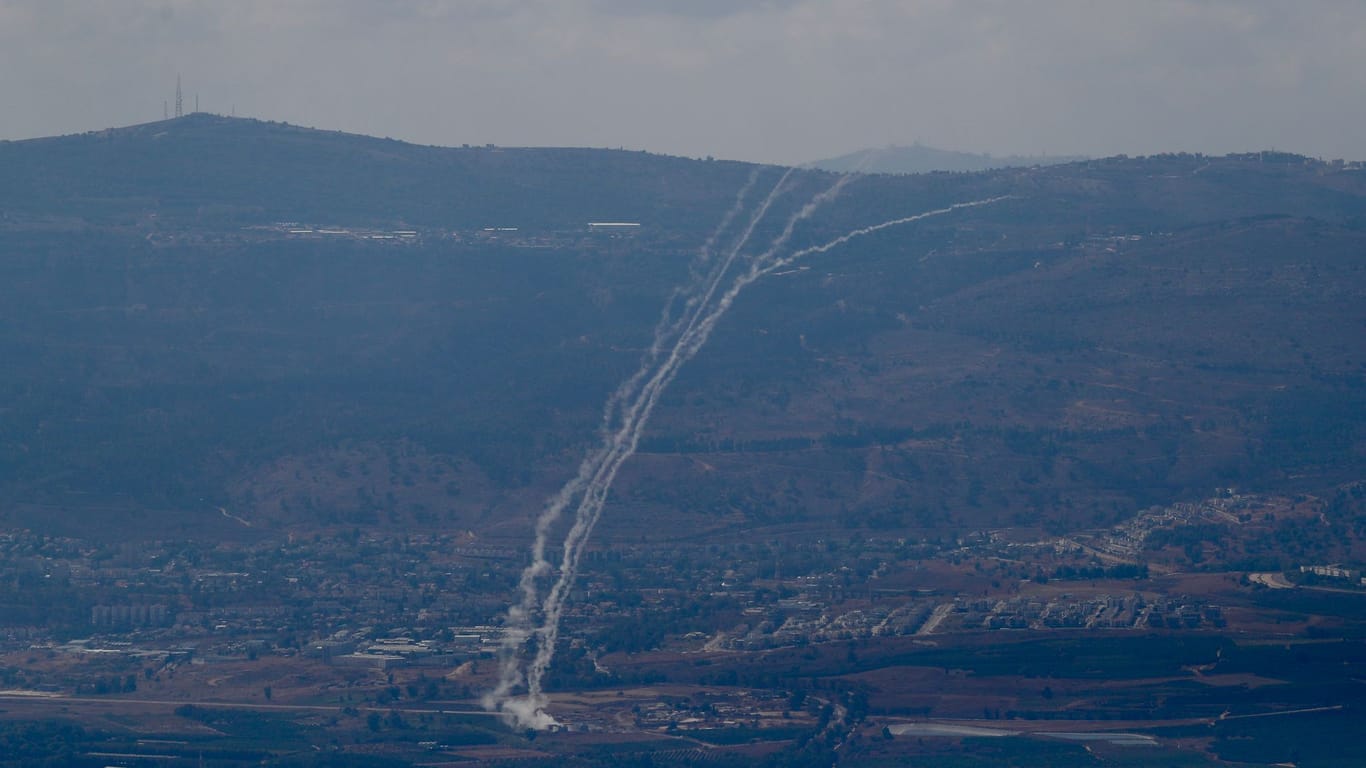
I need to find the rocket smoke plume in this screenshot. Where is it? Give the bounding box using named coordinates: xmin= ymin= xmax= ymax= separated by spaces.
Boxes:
xmin=482 ymin=167 xmax=779 ymax=725
xmin=485 ymin=169 xmax=1011 ymax=729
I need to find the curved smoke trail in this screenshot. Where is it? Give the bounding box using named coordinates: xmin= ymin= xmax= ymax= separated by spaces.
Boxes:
xmin=487 ymin=171 xmax=1013 ymax=728
xmin=517 ymin=173 xmax=837 ymax=701
xmin=506 ymin=169 xmax=836 ymax=723
xmin=485 ymin=167 xmax=781 ymax=718
xmin=603 ymin=167 xmax=767 ymax=428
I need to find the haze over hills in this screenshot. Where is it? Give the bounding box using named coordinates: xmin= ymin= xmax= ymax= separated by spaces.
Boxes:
xmin=1 ymin=115 xmax=1363 ymax=545
xmin=807 ymin=143 xmax=1087 ymax=174
xmin=5 ymin=116 xmax=1366 ymax=765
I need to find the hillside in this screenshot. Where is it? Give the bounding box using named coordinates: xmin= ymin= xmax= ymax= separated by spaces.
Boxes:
xmin=1 ymin=117 xmax=1364 ymax=544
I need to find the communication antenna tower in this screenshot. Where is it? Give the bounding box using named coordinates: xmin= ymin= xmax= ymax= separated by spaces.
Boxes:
xmin=175 ymin=75 xmax=183 ymax=118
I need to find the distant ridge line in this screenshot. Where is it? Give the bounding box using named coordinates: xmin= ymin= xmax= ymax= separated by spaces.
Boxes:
xmin=808 ymin=143 xmax=1086 ymax=175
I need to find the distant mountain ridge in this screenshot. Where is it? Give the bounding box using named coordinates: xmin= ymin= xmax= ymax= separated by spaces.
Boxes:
xmin=809 ymin=143 xmax=1086 ymax=174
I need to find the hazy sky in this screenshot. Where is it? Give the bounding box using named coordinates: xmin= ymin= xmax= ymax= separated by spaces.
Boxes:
xmin=3 ymin=0 xmax=1364 ymax=164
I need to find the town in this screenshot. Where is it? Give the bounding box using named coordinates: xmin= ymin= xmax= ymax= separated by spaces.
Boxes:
xmin=1 ymin=490 xmax=1355 ymax=713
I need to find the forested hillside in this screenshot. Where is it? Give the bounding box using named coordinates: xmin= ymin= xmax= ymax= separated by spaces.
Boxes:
xmin=1 ymin=118 xmax=1363 ymax=542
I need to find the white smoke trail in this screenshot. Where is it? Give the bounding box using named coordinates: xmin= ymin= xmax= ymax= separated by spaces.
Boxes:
xmin=490 ymin=172 xmax=1012 ymax=727
xmin=665 ymin=168 xmax=797 ymax=361
xmin=510 ymin=171 xmax=848 ymax=718
xmin=484 ymin=167 xmax=776 ymax=714
xmin=757 ymin=196 xmax=1013 ymax=273
xmin=603 ymin=166 xmax=785 ymax=429
xmin=606 ymin=167 xmax=765 ymax=426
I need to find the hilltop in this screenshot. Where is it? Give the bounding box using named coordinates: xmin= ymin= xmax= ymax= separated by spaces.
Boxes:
xmin=0 ymin=113 xmax=752 ymax=230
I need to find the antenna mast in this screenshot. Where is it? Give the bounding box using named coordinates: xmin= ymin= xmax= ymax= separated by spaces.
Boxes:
xmin=175 ymin=75 xmax=183 ymax=118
